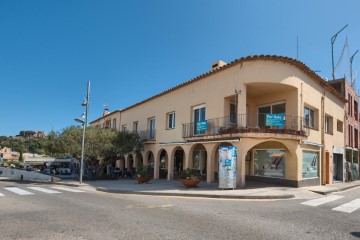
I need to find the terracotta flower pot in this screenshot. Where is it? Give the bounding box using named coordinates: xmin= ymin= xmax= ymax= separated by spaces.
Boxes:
xmin=180 ymin=179 xmax=200 ymax=188
xmin=136 ymin=176 xmax=151 ymax=184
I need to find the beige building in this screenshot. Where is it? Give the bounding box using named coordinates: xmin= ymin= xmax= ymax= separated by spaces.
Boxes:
xmin=90 ymin=55 xmax=347 ymax=187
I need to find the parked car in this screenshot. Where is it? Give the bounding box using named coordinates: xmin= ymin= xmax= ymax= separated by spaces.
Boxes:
xmin=57 ymin=168 xmax=71 ymax=175
xmin=42 ymin=168 xmax=52 ymax=175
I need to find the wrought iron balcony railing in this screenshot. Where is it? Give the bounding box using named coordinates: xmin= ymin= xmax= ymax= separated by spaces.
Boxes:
xmin=138 ymin=130 xmax=156 ymax=141
xmin=182 ymin=114 xmax=309 ymax=138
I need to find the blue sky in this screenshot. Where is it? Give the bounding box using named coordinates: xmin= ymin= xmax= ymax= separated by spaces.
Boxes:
xmin=1 ymin=0 xmax=359 ymax=136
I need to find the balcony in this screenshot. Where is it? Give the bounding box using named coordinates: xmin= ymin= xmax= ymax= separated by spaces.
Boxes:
xmin=138 ymin=130 xmax=156 ymax=142
xmin=182 ymin=114 xmax=309 ymax=140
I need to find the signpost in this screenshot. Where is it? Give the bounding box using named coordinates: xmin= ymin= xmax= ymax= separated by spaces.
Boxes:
xmin=218 ymin=146 xmax=237 ymax=189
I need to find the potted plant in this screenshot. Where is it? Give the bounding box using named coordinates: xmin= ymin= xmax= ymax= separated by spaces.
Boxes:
xmin=178 ymin=168 xmax=203 ymax=188
xmin=135 ymin=164 xmax=152 ymax=184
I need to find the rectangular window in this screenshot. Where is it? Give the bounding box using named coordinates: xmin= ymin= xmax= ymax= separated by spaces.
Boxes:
xmin=167 ymin=112 xmax=176 ymax=129
xmin=133 ymin=121 xmax=138 ymax=133
xmin=253 ymin=149 xmax=285 ymax=178
xmin=257 ymin=102 xmax=286 ymax=127
xmin=355 ymin=128 xmax=358 ymax=149
xmin=304 ymin=107 xmax=315 ymax=128
xmin=337 ymin=120 xmax=343 ymax=132
xmin=112 ymin=119 xmax=117 ymax=129
xmin=354 ymin=101 xmax=358 ymax=121
xmin=302 ymin=151 xmax=319 ymax=179
xmin=148 ymin=117 xmax=156 ymax=140
xmin=325 ymin=115 xmax=333 ymax=134
xmin=122 ymin=124 xmax=127 ymax=132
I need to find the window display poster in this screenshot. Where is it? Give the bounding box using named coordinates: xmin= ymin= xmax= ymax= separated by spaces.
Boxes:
xmin=302 ymin=151 xmax=318 ymax=179
xmin=218 ymin=146 xmax=237 ymax=189
xmin=254 ymin=149 xmax=285 ymax=178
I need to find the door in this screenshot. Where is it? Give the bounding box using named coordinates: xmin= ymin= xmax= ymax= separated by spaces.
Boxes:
xmin=326 ymin=152 xmax=330 ymax=184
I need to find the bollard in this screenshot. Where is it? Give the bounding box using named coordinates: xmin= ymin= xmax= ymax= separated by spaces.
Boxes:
xmin=21 ymin=175 xmax=23 ymax=181
xmin=51 ymin=176 xmax=54 ymax=182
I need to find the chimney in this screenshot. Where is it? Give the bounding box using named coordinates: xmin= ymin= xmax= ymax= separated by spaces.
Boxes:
xmin=211 ymin=60 xmax=226 ymax=71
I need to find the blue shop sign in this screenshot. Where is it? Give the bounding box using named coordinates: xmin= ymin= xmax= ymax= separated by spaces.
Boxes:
xmin=266 ymin=113 xmax=285 ymax=127
xmin=197 ymin=120 xmax=208 ymax=131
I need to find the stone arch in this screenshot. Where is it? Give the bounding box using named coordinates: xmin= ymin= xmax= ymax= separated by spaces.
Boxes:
xmin=189 ymin=144 xmax=207 ymax=176
xmin=236 ymin=139 xmax=299 ymax=187
xmin=135 ymin=153 xmax=144 ymax=169
xmin=145 ymin=151 xmax=155 ymax=178
xmin=127 ymin=154 xmax=134 ymax=169
xmin=170 ymin=146 xmax=185 ymax=180
xmin=156 ymin=149 xmax=168 ymax=179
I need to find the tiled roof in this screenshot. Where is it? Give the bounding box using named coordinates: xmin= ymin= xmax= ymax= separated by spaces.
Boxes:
xmin=120 ymin=55 xmax=346 ymax=112
xmin=91 ymin=55 xmax=347 ymax=123
xmin=89 ymin=109 xmax=121 ymax=124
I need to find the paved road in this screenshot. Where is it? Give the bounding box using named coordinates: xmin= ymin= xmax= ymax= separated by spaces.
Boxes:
xmin=0 ymin=181 xmax=359 ymax=240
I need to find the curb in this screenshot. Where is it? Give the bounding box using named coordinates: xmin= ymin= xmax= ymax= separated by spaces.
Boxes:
xmin=96 ymin=187 xmax=295 ymax=200
xmin=310 ymin=183 xmax=360 ymax=195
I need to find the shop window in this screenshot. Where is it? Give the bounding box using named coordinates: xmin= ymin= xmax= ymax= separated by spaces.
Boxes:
xmin=253 ymin=149 xmax=285 ymax=178
xmin=193 ymin=150 xmax=207 ymax=175
xmin=302 ymin=151 xmax=319 ymax=179
xmin=325 ymin=115 xmax=333 ymax=134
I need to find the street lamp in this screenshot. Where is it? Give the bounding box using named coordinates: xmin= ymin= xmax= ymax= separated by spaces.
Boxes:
xmin=331 ymin=24 xmax=348 ymax=80
xmin=74 ymin=81 xmax=90 ymax=184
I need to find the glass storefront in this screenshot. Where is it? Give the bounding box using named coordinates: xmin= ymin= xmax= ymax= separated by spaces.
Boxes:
xmin=254 ymin=149 xmax=285 ymax=178
xmin=302 ymin=151 xmax=319 ymax=179
xmin=193 ymin=150 xmax=207 ymax=175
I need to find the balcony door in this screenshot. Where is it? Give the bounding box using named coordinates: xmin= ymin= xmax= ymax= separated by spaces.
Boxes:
xmin=257 ymin=102 xmax=285 ymax=128
xmin=193 ymin=105 xmax=206 ymax=135
xmin=149 ymin=118 xmax=155 ymax=140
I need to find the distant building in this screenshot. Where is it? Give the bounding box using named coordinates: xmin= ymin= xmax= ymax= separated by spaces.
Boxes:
xmin=328 ymin=78 xmax=359 ymax=167
xmin=0 ymin=147 xmax=20 ymax=161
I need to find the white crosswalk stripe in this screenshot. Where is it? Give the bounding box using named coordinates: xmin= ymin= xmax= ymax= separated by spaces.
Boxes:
xmin=27 ymin=187 xmax=61 ymax=194
xmin=51 ymin=186 xmax=85 ymax=193
xmin=332 ymin=199 xmax=360 ymax=213
xmin=0 ymin=193 xmax=4 ymax=197
xmin=301 ymin=195 xmax=344 ymax=206
xmin=4 ymin=187 xmax=34 ymax=195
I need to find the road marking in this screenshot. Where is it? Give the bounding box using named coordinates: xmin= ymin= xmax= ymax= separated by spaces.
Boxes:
xmin=126 ymin=204 xmax=174 ymax=209
xmin=51 ymin=186 xmax=85 ymax=193
xmin=300 ymin=195 xmax=344 ymax=206
xmin=27 ymin=187 xmax=61 ymax=194
xmin=332 ymin=199 xmax=360 ymax=213
xmin=4 ymin=187 xmax=34 ymax=195
xmin=0 ymin=193 xmax=4 ymax=197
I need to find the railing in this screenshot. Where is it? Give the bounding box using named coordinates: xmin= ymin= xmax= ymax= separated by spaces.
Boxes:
xmin=182 ymin=114 xmax=309 ymax=138
xmin=138 ymin=130 xmax=156 ymax=141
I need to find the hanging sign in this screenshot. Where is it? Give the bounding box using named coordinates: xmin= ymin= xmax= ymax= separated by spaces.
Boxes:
xmin=218 ymin=146 xmax=237 ymax=189
xmin=266 ymin=113 xmax=285 ymax=127
xmin=196 ymin=120 xmax=208 ymax=131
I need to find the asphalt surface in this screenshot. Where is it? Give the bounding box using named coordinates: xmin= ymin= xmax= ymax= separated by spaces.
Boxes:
xmin=0 ymin=181 xmax=359 ymax=240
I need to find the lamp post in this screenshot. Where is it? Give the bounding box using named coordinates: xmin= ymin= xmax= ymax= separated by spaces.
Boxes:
xmin=331 ymin=24 xmax=348 ymax=80
xmin=74 ymin=81 xmax=90 ymax=184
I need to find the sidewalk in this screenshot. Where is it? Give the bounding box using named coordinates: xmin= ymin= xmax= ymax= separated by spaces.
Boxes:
xmin=57 ymin=178 xmax=360 ymax=200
